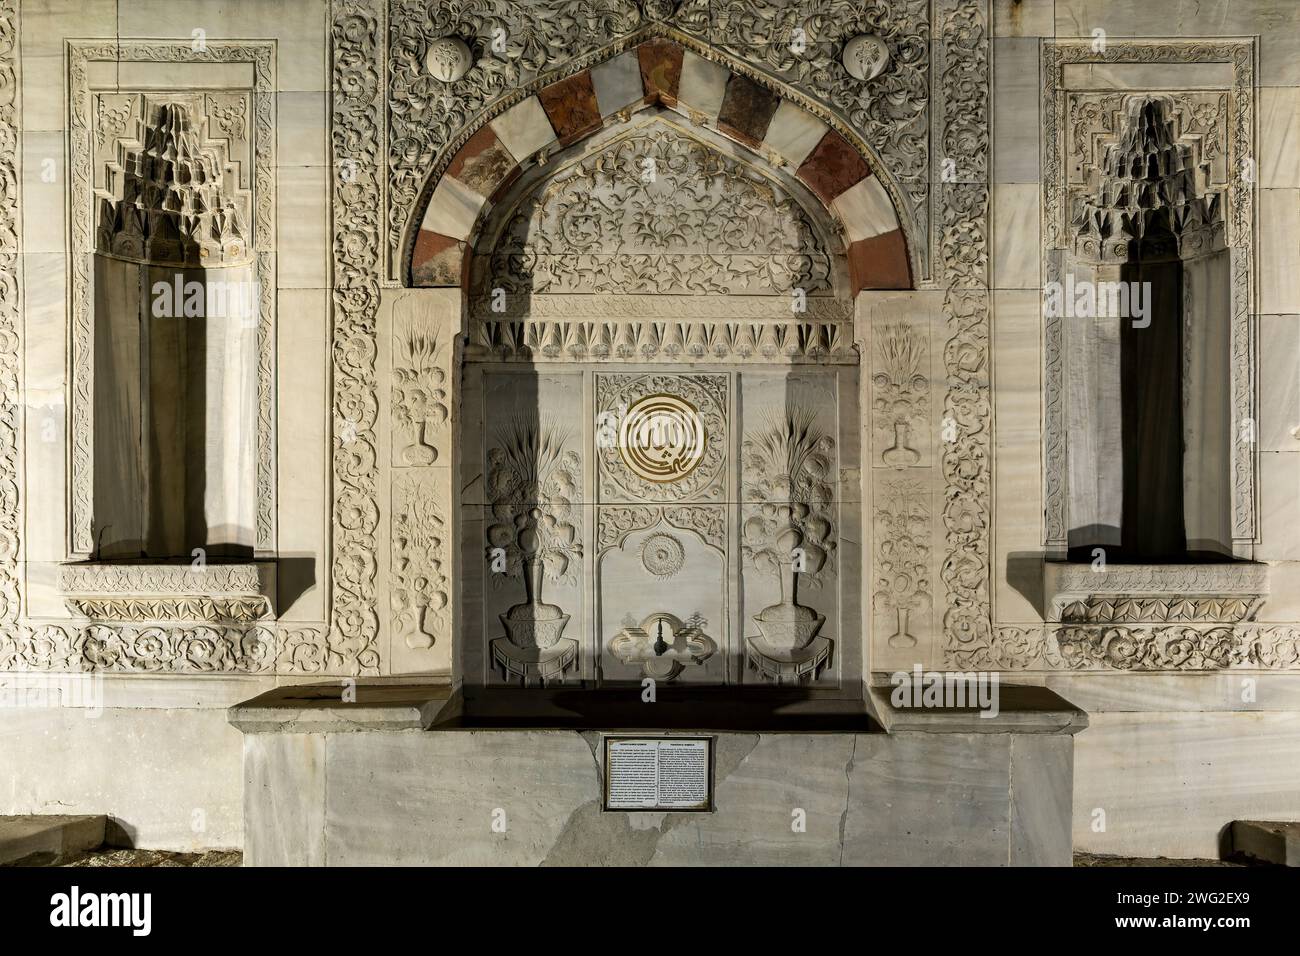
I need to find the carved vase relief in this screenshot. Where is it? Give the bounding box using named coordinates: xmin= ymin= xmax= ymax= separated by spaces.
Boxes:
xmin=484 ymin=418 xmax=583 ymax=684
xmin=741 ymin=410 xmax=838 ymax=682
xmin=391 ymin=472 xmax=449 ymax=650
xmin=464 ymin=366 xmax=857 ymax=690
xmin=391 ymin=296 xmax=451 ymax=466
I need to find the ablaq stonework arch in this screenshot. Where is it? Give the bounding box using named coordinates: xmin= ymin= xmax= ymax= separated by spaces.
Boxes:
xmin=324 ymin=0 xmax=997 ymax=684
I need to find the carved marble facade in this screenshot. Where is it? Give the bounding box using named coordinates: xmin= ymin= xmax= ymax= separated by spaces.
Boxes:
xmin=1 ymin=0 xmax=1298 ymax=687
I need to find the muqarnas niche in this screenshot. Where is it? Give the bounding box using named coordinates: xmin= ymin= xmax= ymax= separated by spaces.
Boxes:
xmin=93 ymin=102 xmax=257 ymax=558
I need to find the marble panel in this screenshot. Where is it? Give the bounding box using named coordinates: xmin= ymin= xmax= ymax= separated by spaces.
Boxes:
xmin=538 ymin=72 xmax=603 ymax=144
xmin=992 ymin=38 xmax=1040 ymax=183
xmin=588 ymin=50 xmax=645 ymax=115
xmin=0 ymin=706 xmax=244 ymax=850
xmin=1260 ymin=88 xmax=1300 ymax=189
xmin=796 ymin=131 xmax=870 ymax=205
xmin=1259 ymin=190 xmax=1300 ymax=316
xmin=832 ymin=175 xmax=900 ymax=243
xmin=488 ymin=96 xmax=557 ymax=163
xmin=716 ymin=73 xmax=779 ymax=148
xmin=637 ymin=39 xmax=683 ymax=106
xmin=243 ymin=733 xmax=326 ymax=866
xmin=843 ymin=732 xmax=1011 ymax=866
xmin=991 ymin=183 xmax=1040 ymax=290
xmin=677 ymin=50 xmax=729 ymax=120
xmin=1073 ymin=711 xmax=1300 ymax=858
xmin=848 ymin=231 xmax=912 ymax=292
xmin=762 ymin=99 xmax=829 ymax=170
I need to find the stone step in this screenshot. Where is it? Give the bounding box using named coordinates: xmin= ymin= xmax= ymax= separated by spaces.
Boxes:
xmin=1229 ymin=820 xmax=1300 ymax=866
xmin=0 ymin=815 xmax=106 ymax=866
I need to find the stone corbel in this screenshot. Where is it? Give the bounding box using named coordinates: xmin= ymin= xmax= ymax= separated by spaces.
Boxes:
xmin=1042 ymin=561 xmax=1268 ymax=625
xmin=58 ymin=561 xmax=276 ymax=625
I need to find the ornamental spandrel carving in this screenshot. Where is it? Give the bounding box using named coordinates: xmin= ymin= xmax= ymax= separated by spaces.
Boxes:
xmin=474 ymin=122 xmax=834 ymax=298
xmin=597 ymin=504 xmax=725 ymax=553
xmin=388 ymin=0 xmax=933 ymax=282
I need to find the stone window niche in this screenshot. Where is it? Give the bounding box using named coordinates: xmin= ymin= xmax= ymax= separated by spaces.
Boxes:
xmin=1043 ymin=94 xmax=1267 ymax=625
xmin=90 ymin=103 xmax=259 ymax=562
xmin=1057 ymin=97 xmax=1236 ymax=564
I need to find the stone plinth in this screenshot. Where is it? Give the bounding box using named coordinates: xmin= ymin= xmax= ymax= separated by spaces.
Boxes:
xmin=229 ymin=683 xmax=1086 ymax=866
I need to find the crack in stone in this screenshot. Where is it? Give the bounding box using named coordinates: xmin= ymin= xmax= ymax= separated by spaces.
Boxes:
xmin=542 ymin=731 xmax=762 ymax=866
xmin=838 ymin=734 xmax=858 ymax=866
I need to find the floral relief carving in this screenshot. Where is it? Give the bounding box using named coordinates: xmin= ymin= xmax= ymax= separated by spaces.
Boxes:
xmin=391 ymin=297 xmax=451 ymax=466
xmin=328 ymin=0 xmax=385 ymax=674
xmin=94 ymin=93 xmax=134 ymax=148
xmin=476 ymin=122 xmax=834 ymax=298
xmin=204 ymin=92 xmax=249 ymax=141
xmin=872 ymin=322 xmax=928 ymax=467
xmin=873 ymin=478 xmax=931 ymax=649
xmin=935 ymin=0 xmax=992 ymax=665
xmin=485 ymin=420 xmax=583 ymax=590
xmin=0 ymin=0 xmax=20 ymax=641
xmin=740 ymin=410 xmax=838 ymax=590
xmin=390 ymin=471 xmax=450 ymax=650
xmin=597 ymin=504 xmax=724 ymax=553
xmin=0 ymin=623 xmax=330 ymax=675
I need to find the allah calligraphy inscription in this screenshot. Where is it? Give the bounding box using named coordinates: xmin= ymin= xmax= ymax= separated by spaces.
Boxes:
xmin=596 ymin=373 xmax=728 ymax=503
xmin=618 ymin=394 xmax=707 ymax=484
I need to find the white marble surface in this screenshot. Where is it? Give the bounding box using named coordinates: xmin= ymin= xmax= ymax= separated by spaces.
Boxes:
xmin=991 ymin=183 xmax=1040 ymax=289
xmin=678 ymin=50 xmax=728 ymax=119
xmin=421 ymin=173 xmax=488 ymax=241
xmin=763 ymin=100 xmax=828 ymax=169
xmin=1074 ymin=711 xmax=1300 ymax=858
xmin=831 ymin=174 xmax=899 ymax=242
xmin=1259 ymin=315 xmax=1300 ymax=453
xmin=489 ymin=96 xmax=557 ymax=162
xmin=992 ymin=38 xmax=1039 ymax=184
xmin=1260 ymin=88 xmax=1300 ymax=189
xmin=240 ymin=728 xmax=1075 ymax=866
xmin=1259 ymin=190 xmax=1300 ymax=315
xmin=0 ymin=705 xmax=245 ymax=850
xmin=588 ymin=50 xmax=643 ymax=116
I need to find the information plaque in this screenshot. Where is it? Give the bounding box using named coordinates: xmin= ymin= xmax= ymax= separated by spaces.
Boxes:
xmin=603 ymin=736 xmax=713 ymax=812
